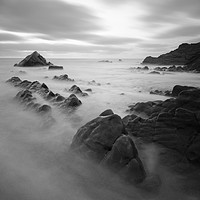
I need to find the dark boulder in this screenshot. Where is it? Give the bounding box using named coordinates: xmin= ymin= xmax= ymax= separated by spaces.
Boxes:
xmin=37 ymin=105 xmax=51 ymax=114
xmin=70 ymin=111 xmax=146 ymax=183
xmin=99 ymin=109 xmax=114 ymax=116
xmin=14 ymin=51 xmax=51 ymax=67
xmin=172 ymin=85 xmax=197 ymax=96
xmin=48 ymin=65 xmax=63 ymax=70
xmin=61 ymin=94 xmax=82 ymax=108
xmin=69 ymin=85 xmax=88 ymax=96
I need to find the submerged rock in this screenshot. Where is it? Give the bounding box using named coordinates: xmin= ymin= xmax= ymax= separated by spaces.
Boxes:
xmin=70 ymin=110 xmax=146 ymax=184
xmin=14 ymin=51 xmax=52 ymax=67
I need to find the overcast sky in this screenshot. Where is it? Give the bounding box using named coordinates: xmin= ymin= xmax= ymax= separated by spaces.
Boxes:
xmin=0 ymin=0 xmax=200 ymax=58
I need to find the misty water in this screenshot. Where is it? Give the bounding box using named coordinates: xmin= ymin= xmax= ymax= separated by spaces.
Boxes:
xmin=0 ymin=58 xmax=200 ymax=200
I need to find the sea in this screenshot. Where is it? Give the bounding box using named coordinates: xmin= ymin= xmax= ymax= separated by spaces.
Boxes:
xmin=0 ymin=58 xmax=199 ymax=200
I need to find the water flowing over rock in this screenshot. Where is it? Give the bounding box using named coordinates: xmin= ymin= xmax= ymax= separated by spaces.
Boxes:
xmin=70 ymin=110 xmax=146 ymax=184
xmin=14 ymin=51 xmax=52 ymax=67
xmin=142 ymin=42 xmax=200 ymax=71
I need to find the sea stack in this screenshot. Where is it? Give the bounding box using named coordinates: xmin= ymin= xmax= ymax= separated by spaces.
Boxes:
xmin=14 ymin=51 xmax=52 ymax=67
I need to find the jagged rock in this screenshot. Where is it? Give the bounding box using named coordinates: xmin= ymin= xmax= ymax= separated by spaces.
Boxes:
xmin=48 ymin=65 xmax=63 ymax=70
xmin=70 ymin=110 xmax=146 ymax=183
xmin=142 ymin=42 xmax=200 ymax=71
xmin=60 ymin=94 xmax=82 ymax=108
xmin=69 ymin=85 xmax=88 ymax=96
xmin=14 ymin=51 xmax=52 ymax=67
xmin=6 ymin=77 xmax=82 ymax=111
xmin=53 ymin=74 xmax=74 ymax=81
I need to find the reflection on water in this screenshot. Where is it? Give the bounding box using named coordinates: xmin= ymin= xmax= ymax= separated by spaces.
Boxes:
xmin=0 ymin=58 xmax=200 ymax=199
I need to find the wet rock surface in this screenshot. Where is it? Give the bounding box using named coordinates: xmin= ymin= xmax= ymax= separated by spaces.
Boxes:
xmin=125 ymin=85 xmax=200 ymax=164
xmin=70 ymin=110 xmax=146 ymax=184
xmin=14 ymin=51 xmax=52 ymax=67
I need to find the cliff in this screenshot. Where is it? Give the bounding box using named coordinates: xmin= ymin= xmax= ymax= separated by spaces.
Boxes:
xmin=142 ymin=42 xmax=200 ymax=71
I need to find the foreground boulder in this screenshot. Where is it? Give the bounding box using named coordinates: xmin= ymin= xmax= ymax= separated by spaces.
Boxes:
xmin=14 ymin=51 xmax=52 ymax=67
xmin=125 ymin=86 xmax=200 ymax=164
xmin=142 ymin=42 xmax=200 ymax=71
xmin=70 ymin=110 xmax=146 ymax=184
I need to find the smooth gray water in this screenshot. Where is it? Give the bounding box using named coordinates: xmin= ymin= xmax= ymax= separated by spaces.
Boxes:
xmin=0 ymin=58 xmax=199 ymax=200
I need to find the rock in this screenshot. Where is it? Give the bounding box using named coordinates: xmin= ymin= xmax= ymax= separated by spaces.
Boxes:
xmin=98 ymin=60 xmax=112 ymax=63
xmin=150 ymin=89 xmax=171 ymax=96
xmin=14 ymin=51 xmax=52 ymax=67
xmin=48 ymin=65 xmax=63 ymax=70
xmin=142 ymin=42 xmax=200 ymax=71
xmin=186 ymin=135 xmax=200 ymax=164
xmin=53 ymin=74 xmax=74 ymax=81
xmin=85 ymin=88 xmax=92 ymax=92
xmin=41 ymin=83 xmax=49 ymax=90
xmin=172 ymin=85 xmax=198 ymax=97
xmin=125 ymin=86 xmax=200 ymax=164
xmin=154 ymin=66 xmax=167 ymax=71
xmin=37 ymin=104 xmax=51 ymax=114
xmin=69 ymin=85 xmax=88 ymax=96
xmin=70 ymin=111 xmax=146 ymax=183
xmin=61 ymin=94 xmax=82 ymax=108
xmin=6 ymin=76 xmax=22 ymax=84
xmin=99 ymin=109 xmax=114 ymax=116
xmin=149 ymin=71 xmax=160 ymax=74
xmin=69 ymin=85 xmax=82 ymax=94
xmin=6 ymin=77 xmax=82 ymax=112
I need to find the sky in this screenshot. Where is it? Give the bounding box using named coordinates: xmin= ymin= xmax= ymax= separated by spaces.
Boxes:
xmin=0 ymin=0 xmax=200 ymax=58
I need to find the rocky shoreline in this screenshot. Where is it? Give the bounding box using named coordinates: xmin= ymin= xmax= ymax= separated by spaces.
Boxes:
xmin=142 ymin=42 xmax=200 ymax=72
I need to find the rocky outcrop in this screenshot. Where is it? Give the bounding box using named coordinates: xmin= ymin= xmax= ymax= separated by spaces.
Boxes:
xmin=70 ymin=110 xmax=146 ymax=184
xmin=53 ymin=74 xmax=74 ymax=81
xmin=14 ymin=51 xmax=52 ymax=67
xmin=142 ymin=42 xmax=200 ymax=71
xmin=69 ymin=85 xmax=88 ymax=96
xmin=125 ymin=86 xmax=200 ymax=164
xmin=6 ymin=77 xmax=82 ymax=111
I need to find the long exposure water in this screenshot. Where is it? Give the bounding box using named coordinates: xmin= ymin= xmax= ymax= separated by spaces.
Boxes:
xmin=0 ymin=58 xmax=199 ymax=200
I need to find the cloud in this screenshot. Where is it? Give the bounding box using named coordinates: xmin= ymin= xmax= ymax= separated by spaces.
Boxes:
xmin=156 ymin=24 xmax=200 ymax=39
xmin=0 ymin=33 xmax=22 ymax=42
xmin=0 ymin=0 xmax=101 ymax=40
